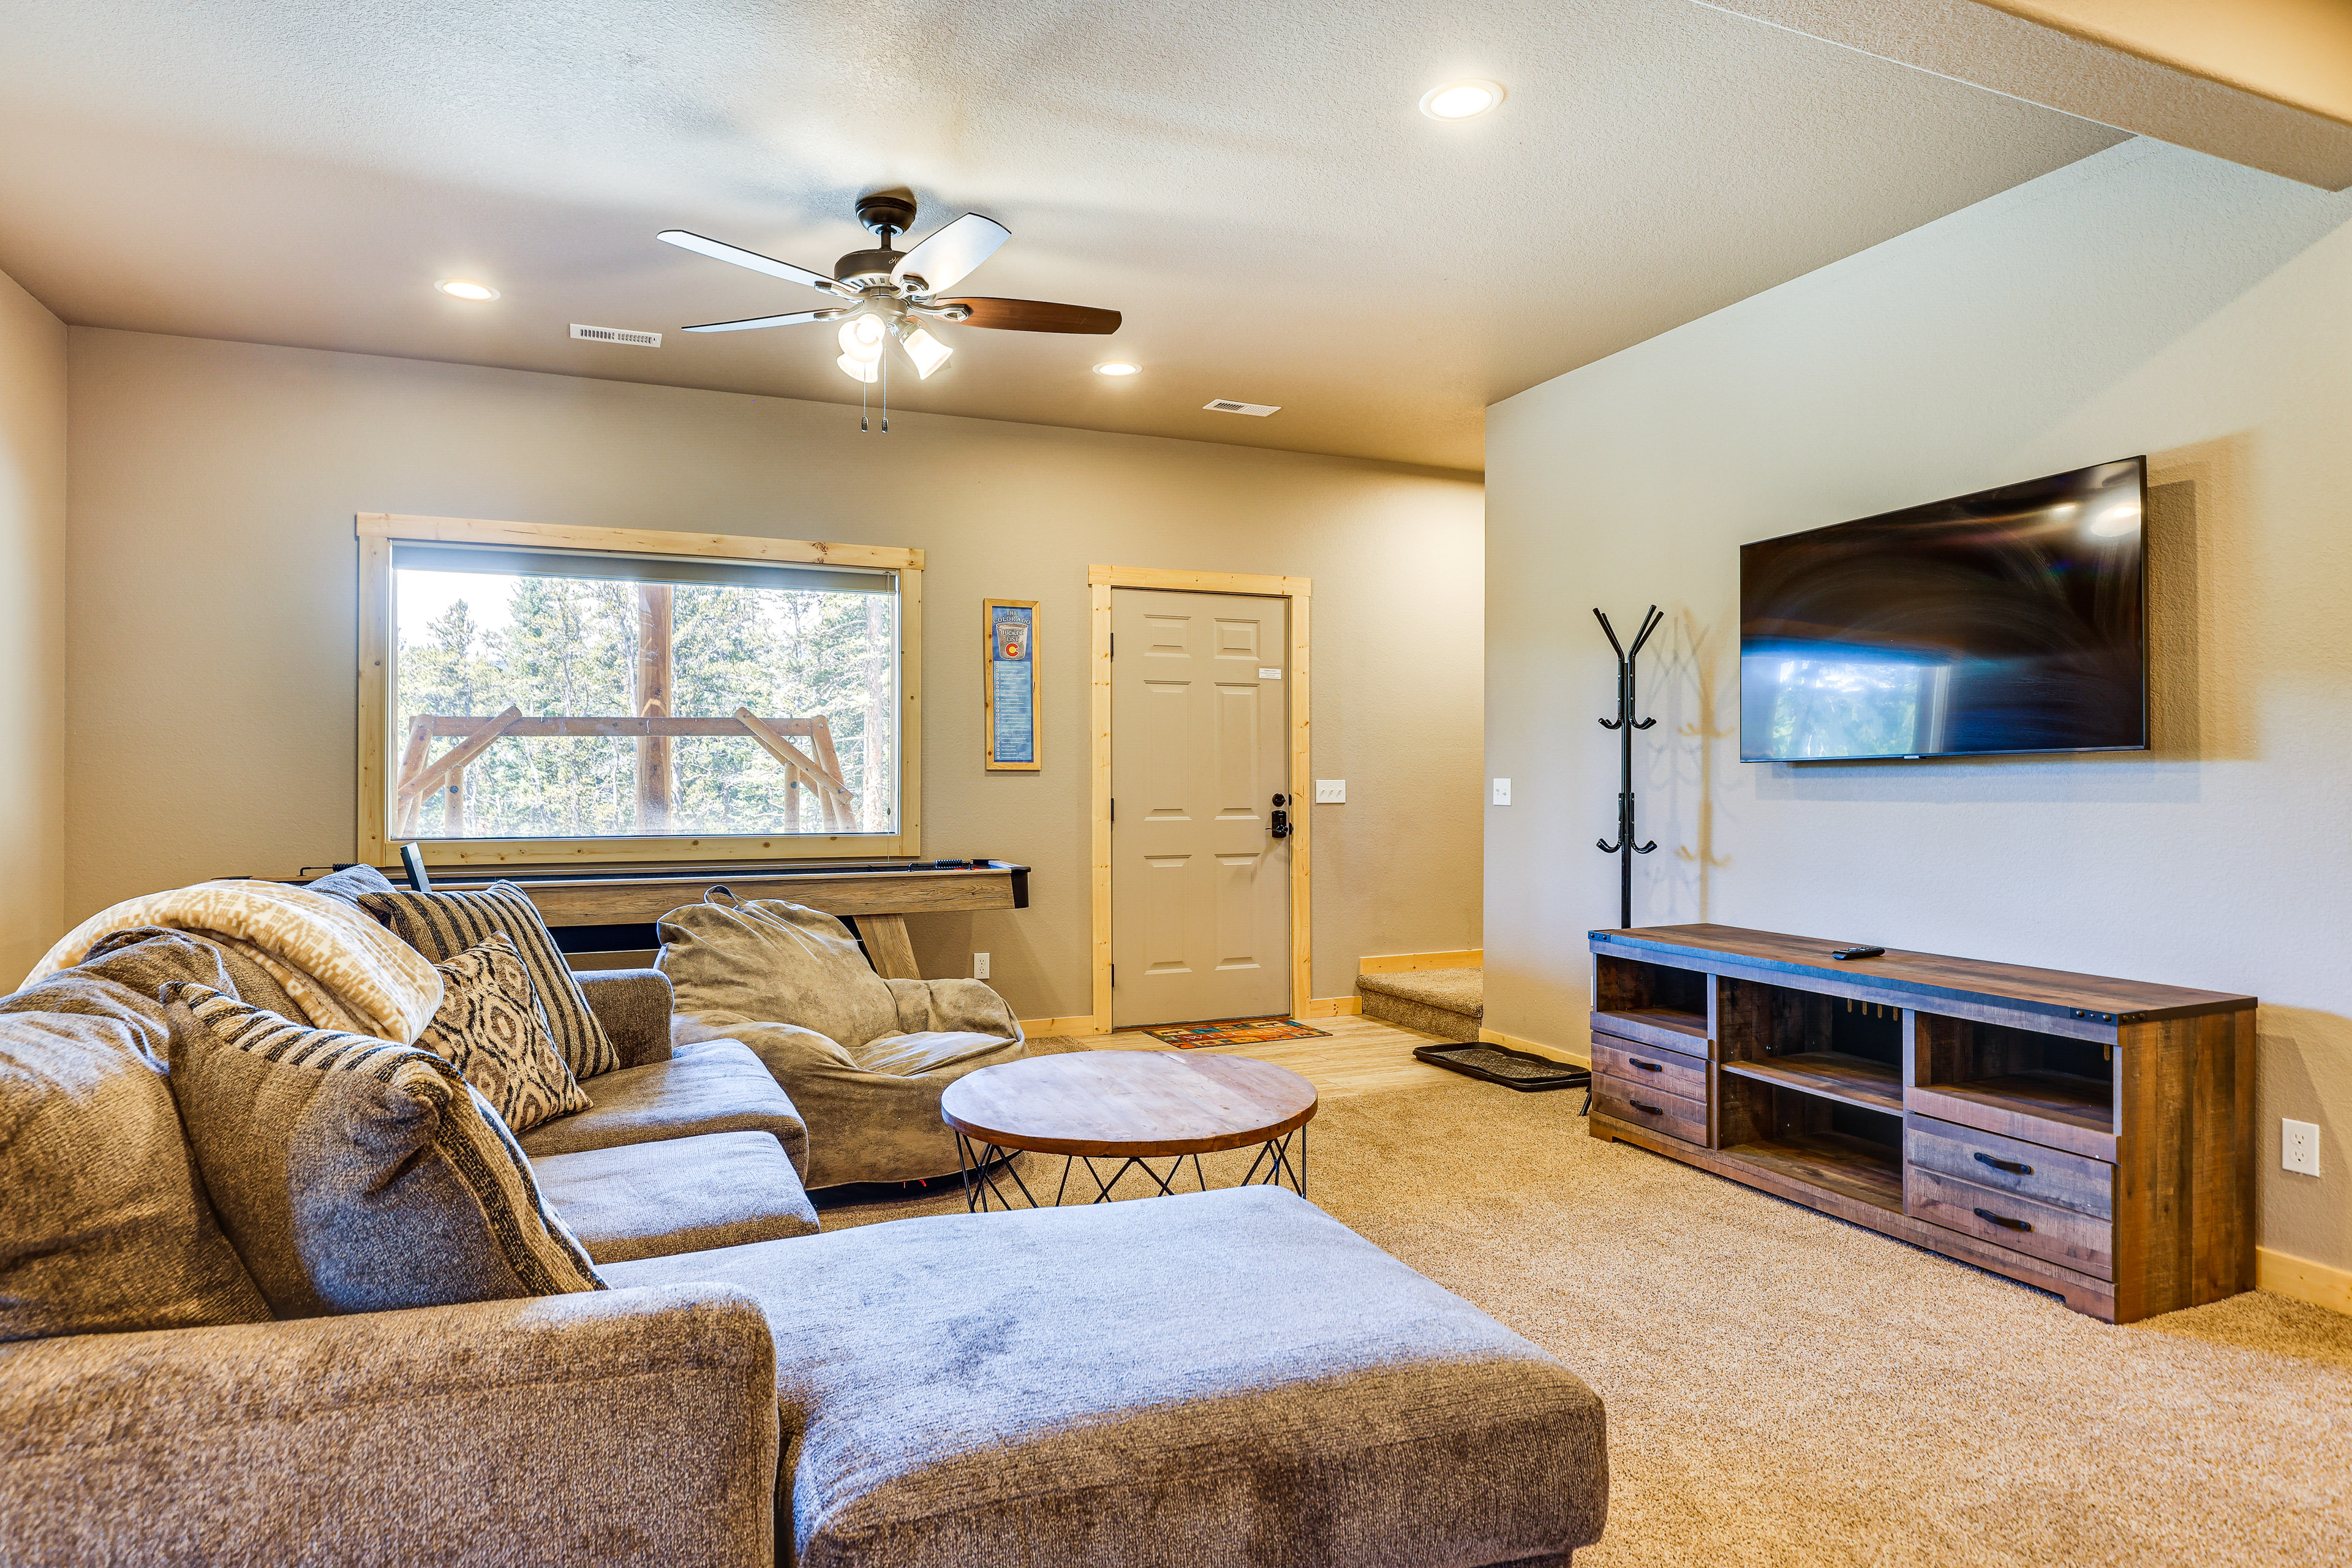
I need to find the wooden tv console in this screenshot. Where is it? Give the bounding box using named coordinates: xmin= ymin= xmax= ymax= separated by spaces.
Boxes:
xmin=1586 ymin=925 xmax=2256 ymax=1323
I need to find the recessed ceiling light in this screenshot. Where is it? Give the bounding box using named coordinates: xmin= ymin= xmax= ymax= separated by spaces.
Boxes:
xmin=1093 ymin=361 xmax=1140 ymax=377
xmin=1419 ymin=80 xmax=1506 ymax=121
xmin=435 ymin=279 xmax=500 ymax=301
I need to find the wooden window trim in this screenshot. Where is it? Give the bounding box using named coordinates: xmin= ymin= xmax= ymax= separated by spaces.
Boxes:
xmin=356 ymin=513 xmax=924 ymax=868
xmin=1087 ymin=564 xmax=1312 ymax=1033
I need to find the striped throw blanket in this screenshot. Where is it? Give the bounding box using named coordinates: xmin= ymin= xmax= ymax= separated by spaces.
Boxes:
xmin=24 ymin=880 xmax=443 ymax=1042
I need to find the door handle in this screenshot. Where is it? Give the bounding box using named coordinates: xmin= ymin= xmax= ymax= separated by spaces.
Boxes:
xmin=1269 ymin=793 xmax=1291 ymax=839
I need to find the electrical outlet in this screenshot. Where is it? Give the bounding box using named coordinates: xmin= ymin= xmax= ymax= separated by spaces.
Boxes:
xmin=1314 ymin=779 xmax=1346 ymax=803
xmin=2283 ymin=1118 xmax=2321 ymax=1176
xmin=1491 ymin=777 xmax=1511 ymax=805
xmin=973 ymin=952 xmax=990 ymax=981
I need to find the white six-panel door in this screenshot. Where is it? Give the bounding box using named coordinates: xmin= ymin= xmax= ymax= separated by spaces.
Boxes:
xmin=1109 ymin=588 xmax=1291 ymax=1027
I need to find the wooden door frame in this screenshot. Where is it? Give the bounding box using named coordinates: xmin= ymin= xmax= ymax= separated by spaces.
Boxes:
xmin=1089 ymin=565 xmax=1313 ymax=1035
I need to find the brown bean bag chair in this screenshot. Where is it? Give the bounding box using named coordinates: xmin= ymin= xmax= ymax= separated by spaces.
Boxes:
xmin=657 ymin=893 xmax=1027 ymax=1188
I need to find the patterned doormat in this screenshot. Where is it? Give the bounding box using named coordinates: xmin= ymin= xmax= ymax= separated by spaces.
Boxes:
xmin=1142 ymin=1016 xmax=1333 ymax=1049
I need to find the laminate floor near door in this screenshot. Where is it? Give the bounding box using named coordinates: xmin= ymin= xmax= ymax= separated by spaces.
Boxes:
xmin=1109 ymin=588 xmax=1291 ymax=1028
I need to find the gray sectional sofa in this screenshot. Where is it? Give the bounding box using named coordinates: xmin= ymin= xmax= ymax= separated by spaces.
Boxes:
xmin=1 ymin=944 xmax=1609 ymax=1566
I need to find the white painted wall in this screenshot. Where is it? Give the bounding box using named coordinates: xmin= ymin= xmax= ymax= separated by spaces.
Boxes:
xmin=1486 ymin=141 xmax=2352 ymax=1272
xmin=64 ymin=330 xmax=1483 ymax=1021
xmin=0 ymin=266 xmax=67 ymax=983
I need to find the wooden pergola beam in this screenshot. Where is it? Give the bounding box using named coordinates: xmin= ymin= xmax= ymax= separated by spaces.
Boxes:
xmin=395 ymin=704 xmax=522 ymax=818
xmin=735 ymin=708 xmax=856 ymax=828
xmin=392 ymin=708 xmax=861 ymax=837
xmin=421 ymin=715 xmax=830 ymax=737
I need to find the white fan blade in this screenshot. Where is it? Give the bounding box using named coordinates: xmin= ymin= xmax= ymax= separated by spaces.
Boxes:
xmin=657 ymin=230 xmax=842 ymax=294
xmin=892 ymin=213 xmax=1010 ymax=294
xmin=682 ymin=309 xmax=842 ymax=333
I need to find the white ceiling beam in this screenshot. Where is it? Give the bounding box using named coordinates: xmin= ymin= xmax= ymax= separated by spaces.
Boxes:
xmin=1691 ymin=0 xmax=2352 ymax=189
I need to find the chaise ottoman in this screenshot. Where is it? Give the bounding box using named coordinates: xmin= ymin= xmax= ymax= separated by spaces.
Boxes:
xmin=605 ymin=1185 xmax=1608 ymax=1567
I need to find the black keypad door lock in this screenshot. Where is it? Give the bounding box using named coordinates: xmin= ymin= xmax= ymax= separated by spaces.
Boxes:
xmin=1269 ymin=793 xmax=1292 ymax=839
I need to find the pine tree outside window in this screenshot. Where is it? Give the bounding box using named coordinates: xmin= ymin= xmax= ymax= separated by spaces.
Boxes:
xmin=356 ymin=516 xmax=923 ymax=868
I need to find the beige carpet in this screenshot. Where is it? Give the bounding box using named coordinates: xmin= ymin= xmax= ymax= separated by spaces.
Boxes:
xmin=824 ymin=1055 xmax=2352 ymax=1566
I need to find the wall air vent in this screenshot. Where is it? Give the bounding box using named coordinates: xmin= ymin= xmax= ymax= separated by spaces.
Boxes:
xmin=570 ymin=323 xmax=663 ymax=347
xmin=1202 ymin=399 xmax=1280 ymax=417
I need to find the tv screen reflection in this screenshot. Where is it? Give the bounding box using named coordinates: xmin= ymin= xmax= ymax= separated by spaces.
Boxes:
xmin=1740 ymin=459 xmax=2147 ymax=762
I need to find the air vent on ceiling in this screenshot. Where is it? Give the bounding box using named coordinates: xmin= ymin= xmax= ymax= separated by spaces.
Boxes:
xmin=571 ymin=323 xmax=663 ymax=347
xmin=1202 ymin=399 xmax=1280 ymax=417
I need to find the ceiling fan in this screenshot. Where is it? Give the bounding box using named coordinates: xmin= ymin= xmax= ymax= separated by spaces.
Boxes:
xmin=657 ymin=192 xmax=1121 ymax=415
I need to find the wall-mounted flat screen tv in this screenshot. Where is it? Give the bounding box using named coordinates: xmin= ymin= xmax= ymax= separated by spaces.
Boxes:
xmin=1740 ymin=458 xmax=2147 ymax=763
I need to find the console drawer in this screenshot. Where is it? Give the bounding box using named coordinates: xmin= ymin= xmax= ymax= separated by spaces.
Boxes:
xmin=1906 ymin=1167 xmax=2113 ymax=1279
xmin=1591 ymin=1036 xmax=1709 ymax=1102
xmin=1594 ymin=1075 xmax=1707 ymax=1146
xmin=1904 ymin=1113 xmax=2112 ymax=1220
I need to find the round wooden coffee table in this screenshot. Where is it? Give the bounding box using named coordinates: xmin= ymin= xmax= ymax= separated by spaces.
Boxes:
xmin=940 ymin=1051 xmax=1317 ymax=1210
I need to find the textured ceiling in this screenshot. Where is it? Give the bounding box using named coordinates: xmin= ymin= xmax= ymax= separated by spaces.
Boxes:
xmin=0 ymin=0 xmax=2122 ymax=470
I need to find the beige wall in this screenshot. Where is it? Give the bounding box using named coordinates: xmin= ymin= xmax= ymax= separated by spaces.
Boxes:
xmin=63 ymin=328 xmax=1483 ymax=1019
xmin=0 ymin=267 xmax=67 ymax=984
xmin=1486 ymin=141 xmax=2352 ymax=1272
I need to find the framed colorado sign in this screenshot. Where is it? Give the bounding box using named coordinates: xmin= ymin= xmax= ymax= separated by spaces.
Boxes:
xmin=984 ymin=599 xmax=1039 ymax=771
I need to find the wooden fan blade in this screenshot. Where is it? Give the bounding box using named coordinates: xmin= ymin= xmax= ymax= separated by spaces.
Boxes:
xmin=657 ymin=230 xmax=843 ymax=295
xmin=939 ymin=298 xmax=1122 ymax=334
xmin=682 ymin=309 xmax=842 ymax=333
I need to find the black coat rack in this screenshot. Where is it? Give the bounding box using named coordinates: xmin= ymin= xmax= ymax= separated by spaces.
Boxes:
xmin=1594 ymin=605 xmax=1664 ymax=930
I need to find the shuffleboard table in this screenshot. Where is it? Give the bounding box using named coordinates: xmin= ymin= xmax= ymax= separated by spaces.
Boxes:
xmin=296 ymin=859 xmax=1028 ymax=980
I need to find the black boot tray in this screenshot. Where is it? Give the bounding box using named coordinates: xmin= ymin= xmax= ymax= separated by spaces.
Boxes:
xmin=1412 ymin=1042 xmax=1593 ymax=1092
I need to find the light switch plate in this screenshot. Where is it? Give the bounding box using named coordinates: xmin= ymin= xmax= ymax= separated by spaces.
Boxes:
xmin=1259 ymin=666 xmax=1281 ymax=679
xmin=1314 ymin=779 xmax=1346 ymax=803
xmin=1491 ymin=777 xmax=1511 ymax=805
xmin=2284 ymin=1118 xmax=2321 ymax=1175
xmin=973 ymin=952 xmax=990 ymax=981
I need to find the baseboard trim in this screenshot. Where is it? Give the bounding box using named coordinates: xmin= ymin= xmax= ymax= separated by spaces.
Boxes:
xmin=1478 ymin=1027 xmax=1591 ymax=1068
xmin=1358 ymin=949 xmax=1483 ymax=976
xmin=1299 ymin=995 xmax=1363 ymax=1018
xmin=2258 ymin=1246 xmax=2352 ymax=1316
xmin=1019 ymin=1016 xmax=1107 ymax=1038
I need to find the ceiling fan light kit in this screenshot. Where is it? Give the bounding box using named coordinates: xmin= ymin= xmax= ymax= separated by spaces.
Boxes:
xmin=659 ymin=190 xmax=1123 ymax=433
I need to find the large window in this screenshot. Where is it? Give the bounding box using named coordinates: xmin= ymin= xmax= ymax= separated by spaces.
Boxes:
xmin=359 ymin=516 xmax=922 ymax=865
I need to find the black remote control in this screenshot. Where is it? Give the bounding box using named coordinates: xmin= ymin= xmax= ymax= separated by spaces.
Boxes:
xmin=1830 ymin=945 xmax=1885 ymax=960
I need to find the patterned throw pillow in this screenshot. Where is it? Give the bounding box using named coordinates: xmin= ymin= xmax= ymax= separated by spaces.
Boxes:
xmin=163 ymin=983 xmax=605 ymax=1317
xmin=358 ymin=881 xmax=619 ymax=1080
xmin=416 ymin=932 xmax=590 ymax=1134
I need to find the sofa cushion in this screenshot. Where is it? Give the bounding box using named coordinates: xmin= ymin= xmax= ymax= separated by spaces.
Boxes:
xmin=534 ymin=1131 xmax=819 ymax=1264
xmin=575 ymin=967 xmax=674 ymax=1068
xmin=414 ymin=932 xmax=590 ymax=1134
xmin=0 ymin=952 xmax=271 ymax=1341
xmin=601 ymin=1186 xmax=1609 ymax=1568
xmin=80 ymin=924 xmax=307 ymax=1019
xmin=302 ymin=862 xmax=401 ymax=907
xmin=516 ymin=1039 xmax=809 ymax=1175
xmin=29 ymin=879 xmax=443 ymax=1041
xmin=165 ymin=984 xmax=605 ymax=1317
xmin=658 ymin=895 xmax=899 ymax=1052
xmin=360 ymin=881 xmax=619 ymax=1080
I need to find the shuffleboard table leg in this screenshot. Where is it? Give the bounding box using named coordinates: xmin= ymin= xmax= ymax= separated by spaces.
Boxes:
xmin=858 ymin=913 xmax=923 ymax=979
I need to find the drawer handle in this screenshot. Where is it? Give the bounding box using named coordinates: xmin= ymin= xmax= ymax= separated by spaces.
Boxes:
xmin=1973 ymin=1152 xmax=2034 ymax=1176
xmin=1630 ymin=1100 xmax=1665 ymax=1116
xmin=1973 ymin=1207 xmax=2033 ymax=1234
xmin=1629 ymin=1058 xmax=1665 ymax=1072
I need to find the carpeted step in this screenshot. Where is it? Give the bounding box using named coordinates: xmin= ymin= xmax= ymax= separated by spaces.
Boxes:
xmin=1355 ymin=967 xmax=1482 ymax=1044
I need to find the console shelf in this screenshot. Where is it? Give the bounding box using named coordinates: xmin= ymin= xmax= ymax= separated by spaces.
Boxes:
xmin=1589 ymin=1006 xmax=1707 ymax=1053
xmin=1585 ymin=924 xmax=2256 ymax=1324
xmin=1721 ymin=1131 xmax=1904 ymax=1213
xmin=1722 ymin=1052 xmax=1902 ymax=1115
